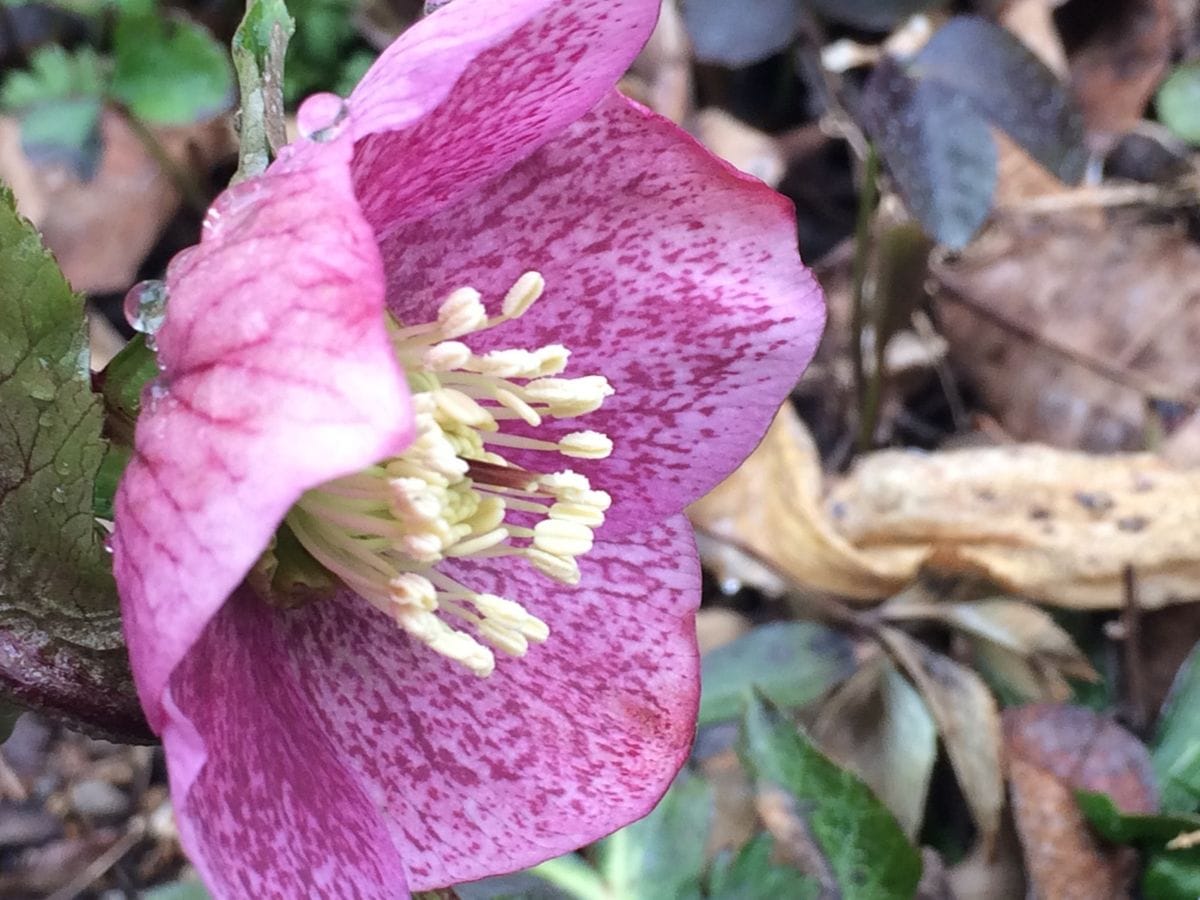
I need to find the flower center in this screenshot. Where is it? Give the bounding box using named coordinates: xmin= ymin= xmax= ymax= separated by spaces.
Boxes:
xmin=282 ymin=273 xmax=614 ymax=677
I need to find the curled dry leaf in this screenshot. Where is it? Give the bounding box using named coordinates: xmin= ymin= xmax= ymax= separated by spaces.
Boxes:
xmin=1004 ymin=704 xmax=1158 ymax=899
xmin=688 ymin=405 xmax=919 ymax=601
xmin=831 ymin=441 xmax=1200 ymax=609
xmin=878 ymin=627 xmax=1005 ymax=853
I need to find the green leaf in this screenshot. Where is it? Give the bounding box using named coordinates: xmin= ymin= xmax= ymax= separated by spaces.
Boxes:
xmin=699 ymin=621 xmax=855 ymax=725
xmin=594 ymin=768 xmax=713 ymax=900
xmin=0 ymin=47 xmax=105 ymax=178
xmin=1158 ymin=63 xmax=1200 ymax=145
xmin=737 ymin=693 xmax=922 ymax=899
xmin=232 ymin=0 xmax=295 ymax=180
xmin=110 ymin=12 xmax=234 ymax=125
xmin=1144 ymin=849 xmax=1200 ymax=900
xmin=0 ymin=186 xmax=143 ymax=740
xmin=708 ymin=833 xmax=820 ymax=900
xmin=1154 ymin=642 xmax=1200 ymax=813
xmin=1075 ymin=790 xmax=1200 ymax=846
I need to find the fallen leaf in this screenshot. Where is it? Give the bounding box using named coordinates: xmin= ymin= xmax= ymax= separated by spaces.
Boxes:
xmin=1004 ymin=704 xmax=1157 ymax=899
xmin=689 ymin=404 xmax=919 ymax=601
xmin=812 ymin=655 xmax=938 ymax=838
xmin=934 ymin=215 xmax=1200 ymax=453
xmin=690 ymin=109 xmax=786 ymax=188
xmin=879 ymin=627 xmax=1005 ymax=852
xmin=0 ymin=108 xmax=233 ymax=294
xmin=830 ymin=441 xmax=1200 ymax=609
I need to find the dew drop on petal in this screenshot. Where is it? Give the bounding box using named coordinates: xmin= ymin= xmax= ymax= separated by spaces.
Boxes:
xmin=297 ymin=93 xmax=349 ymax=142
xmin=124 ymin=280 xmax=168 ymax=337
xmin=51 ymin=486 xmax=66 ymax=504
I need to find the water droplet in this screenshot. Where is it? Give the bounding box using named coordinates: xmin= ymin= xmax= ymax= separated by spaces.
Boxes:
xmin=103 ymin=537 xmax=114 ymax=555
xmin=51 ymin=486 xmax=66 ymax=504
xmin=20 ymin=360 xmax=55 ymax=402
xmin=124 ymin=280 xmax=169 ymax=336
xmin=297 ymin=93 xmax=349 ymax=142
xmin=38 ymin=410 xmax=55 ymax=427
xmin=54 ymin=458 xmax=72 ymax=477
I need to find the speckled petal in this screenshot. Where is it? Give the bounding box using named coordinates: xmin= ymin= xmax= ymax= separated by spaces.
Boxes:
xmin=347 ymin=0 xmax=659 ymax=232
xmin=378 ymin=92 xmax=825 ymax=535
xmin=164 ymin=591 xmax=409 ymax=898
xmin=111 ymin=140 xmax=412 ymax=730
xmin=279 ymin=515 xmax=700 ymax=890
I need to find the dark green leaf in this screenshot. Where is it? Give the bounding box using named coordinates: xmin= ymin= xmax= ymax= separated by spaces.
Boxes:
xmin=681 ymin=0 xmax=802 ymax=67
xmin=861 ymin=57 xmax=997 ymax=248
xmin=910 ymin=16 xmax=1086 ymax=184
xmin=111 ymin=12 xmax=234 ymax=125
xmin=594 ymin=769 xmax=713 ymax=900
xmin=1076 ymin=790 xmax=1200 ymax=845
xmin=1155 ymin=641 xmax=1200 ymax=814
xmin=0 ymin=47 xmax=105 ymax=178
xmin=1158 ymin=63 xmax=1200 ymax=145
xmin=0 ymin=187 xmax=146 ymax=741
xmin=699 ymin=621 xmax=855 ymax=726
xmin=233 ymin=0 xmax=295 ymax=178
xmin=808 ymin=0 xmax=946 ymax=31
xmin=708 ymin=833 xmax=820 ymax=900
xmin=1144 ymin=849 xmax=1200 ymax=900
xmin=737 ymin=694 xmax=923 ymax=899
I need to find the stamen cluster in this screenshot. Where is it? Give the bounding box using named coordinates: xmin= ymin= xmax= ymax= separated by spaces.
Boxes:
xmin=286 ymin=274 xmax=614 ymax=675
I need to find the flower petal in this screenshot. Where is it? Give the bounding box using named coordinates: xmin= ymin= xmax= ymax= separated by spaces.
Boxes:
xmin=347 ymin=0 xmax=659 ymax=233
xmin=278 ymin=514 xmax=700 ymax=890
xmin=164 ymin=591 xmax=409 ymax=898
xmin=112 ymin=142 xmax=412 ymax=730
xmin=379 ymin=92 xmax=825 ymax=535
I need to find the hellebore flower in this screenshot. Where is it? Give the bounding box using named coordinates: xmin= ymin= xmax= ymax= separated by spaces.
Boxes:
xmin=110 ymin=0 xmax=824 ymax=895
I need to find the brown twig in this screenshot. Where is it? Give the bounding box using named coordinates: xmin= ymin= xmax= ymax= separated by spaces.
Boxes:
xmin=1121 ymin=565 xmax=1148 ymax=735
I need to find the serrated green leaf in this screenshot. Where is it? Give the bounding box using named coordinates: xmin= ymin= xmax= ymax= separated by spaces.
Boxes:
xmin=708 ymin=833 xmax=820 ymax=900
xmin=1154 ymin=641 xmax=1200 ymax=814
xmin=0 ymin=47 xmax=105 ymax=178
xmin=0 ymin=186 xmax=144 ymax=740
xmin=594 ymin=769 xmax=713 ymax=900
xmin=111 ymin=12 xmax=234 ymax=125
xmin=1158 ymin=63 xmax=1200 ymax=145
xmin=699 ymin=621 xmax=855 ymax=726
xmin=737 ymin=694 xmax=922 ymax=899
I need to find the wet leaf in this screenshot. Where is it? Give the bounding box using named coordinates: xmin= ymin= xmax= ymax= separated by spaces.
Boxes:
xmin=1154 ymin=641 xmax=1200 ymax=813
xmin=680 ymin=0 xmax=801 ymax=68
xmin=738 ymin=693 xmax=923 ymax=898
xmin=1157 ymin=63 xmax=1200 ymax=144
xmin=861 ymin=56 xmax=997 ymax=248
xmin=0 ymin=187 xmax=146 ymax=741
xmin=111 ymin=12 xmax=234 ymax=126
xmin=911 ymin=16 xmax=1086 ymax=184
xmin=594 ymin=768 xmax=713 ymax=900
xmin=813 ymin=657 xmax=937 ymax=838
xmin=699 ymin=621 xmax=857 ymax=726
xmin=879 ymin=628 xmax=1003 ymax=850
xmin=707 ymin=833 xmax=820 ymax=900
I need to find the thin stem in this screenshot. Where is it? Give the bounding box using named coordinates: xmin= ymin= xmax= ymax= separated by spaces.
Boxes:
xmin=529 ymin=855 xmax=611 ymax=900
xmin=851 ymin=143 xmax=880 ymax=451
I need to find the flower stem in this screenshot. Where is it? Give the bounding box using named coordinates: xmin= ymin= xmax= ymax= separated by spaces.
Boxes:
xmin=529 ymin=855 xmax=611 ymax=900
xmin=851 ymin=143 xmax=880 ymax=452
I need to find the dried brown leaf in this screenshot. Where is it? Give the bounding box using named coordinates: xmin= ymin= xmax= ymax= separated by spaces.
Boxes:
xmin=831 ymin=442 xmax=1200 ymax=608
xmin=1004 ymin=704 xmax=1157 ymax=900
xmin=691 ymin=109 xmax=786 ymax=188
xmin=689 ymin=405 xmax=918 ymax=601
xmin=879 ymin=627 xmax=1005 ymax=852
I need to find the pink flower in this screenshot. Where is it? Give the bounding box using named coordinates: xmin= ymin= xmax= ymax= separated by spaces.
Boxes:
xmin=110 ymin=0 xmax=824 ymax=895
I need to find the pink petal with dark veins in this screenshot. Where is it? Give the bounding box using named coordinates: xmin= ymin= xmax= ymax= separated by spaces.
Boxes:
xmin=347 ymin=0 xmax=659 ymax=233
xmin=277 ymin=515 xmax=700 ymax=890
xmin=378 ymin=92 xmax=825 ymax=536
xmin=164 ymin=592 xmax=409 ymax=898
xmin=111 ymin=139 xmax=412 ymax=730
